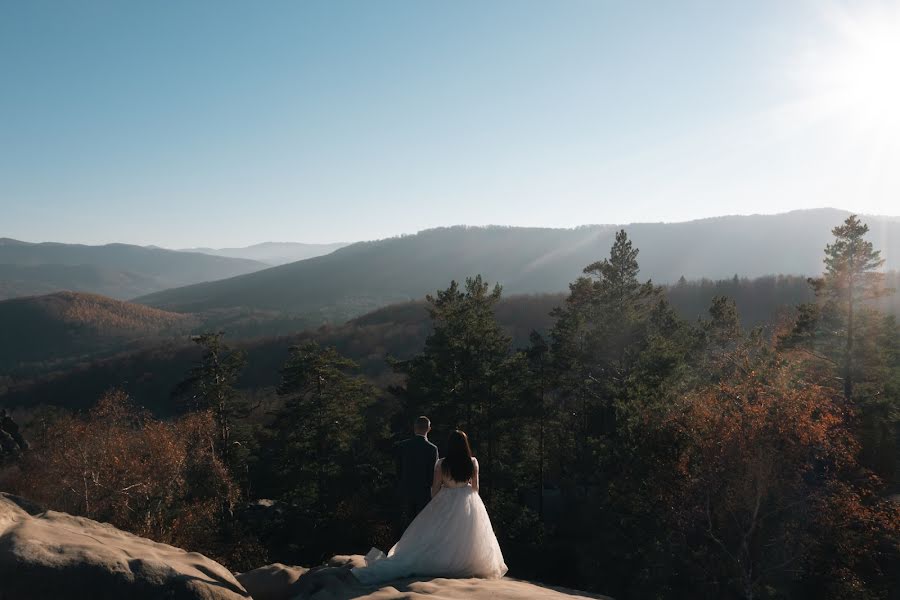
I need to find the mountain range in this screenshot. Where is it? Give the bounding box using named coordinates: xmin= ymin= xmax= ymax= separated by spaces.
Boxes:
xmin=177 ymin=241 xmax=349 ymax=265
xmin=3 ymin=209 xmax=898 ymax=326
xmin=136 ymin=209 xmax=900 ymax=319
xmin=0 ymin=238 xmax=267 ymax=300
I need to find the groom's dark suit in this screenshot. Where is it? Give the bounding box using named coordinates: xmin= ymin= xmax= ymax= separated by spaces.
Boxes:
xmin=396 ymin=434 xmax=439 ymax=523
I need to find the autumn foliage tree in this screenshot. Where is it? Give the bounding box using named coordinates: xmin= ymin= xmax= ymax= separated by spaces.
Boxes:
xmin=9 ymin=390 xmax=238 ymax=559
xmin=661 ymin=335 xmax=898 ymax=599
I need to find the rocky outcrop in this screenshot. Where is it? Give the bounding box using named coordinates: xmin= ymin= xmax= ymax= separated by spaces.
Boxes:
xmin=0 ymin=493 xmax=610 ymax=600
xmin=0 ymin=493 xmax=250 ymax=600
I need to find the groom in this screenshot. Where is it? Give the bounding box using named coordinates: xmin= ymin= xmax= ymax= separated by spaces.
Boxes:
xmin=396 ymin=416 xmax=439 ymax=526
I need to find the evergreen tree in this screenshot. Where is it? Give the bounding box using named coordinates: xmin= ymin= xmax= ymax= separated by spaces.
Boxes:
xmin=175 ymin=332 xmax=247 ymax=468
xmin=701 ymin=295 xmax=744 ymax=377
xmin=786 ymin=215 xmax=890 ymax=401
xmin=705 ymin=295 xmax=741 ymax=345
xmin=275 ymin=341 xmax=374 ymax=515
xmin=524 ymin=330 xmax=550 ymax=521
xmin=549 ymin=229 xmax=663 ymax=485
xmin=820 ymin=215 xmax=888 ymax=401
xmin=782 ymin=215 xmax=898 ymax=486
xmin=543 ymin=231 xmax=711 ymax=595
xmin=393 ymin=276 xmax=511 ymax=479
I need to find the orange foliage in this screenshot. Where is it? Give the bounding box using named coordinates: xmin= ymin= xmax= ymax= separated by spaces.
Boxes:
xmin=54 ymin=291 xmax=189 ymax=333
xmin=8 ymin=390 xmax=235 ymax=553
xmin=660 ymin=346 xmax=898 ymax=599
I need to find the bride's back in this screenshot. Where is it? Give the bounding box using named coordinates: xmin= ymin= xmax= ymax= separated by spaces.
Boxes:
xmin=440 ymin=457 xmax=477 ymax=488
xmin=435 ymin=430 xmax=480 ymax=494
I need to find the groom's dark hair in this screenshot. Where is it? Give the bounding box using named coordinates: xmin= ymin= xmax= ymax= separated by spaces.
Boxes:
xmin=414 ymin=416 xmax=431 ymax=433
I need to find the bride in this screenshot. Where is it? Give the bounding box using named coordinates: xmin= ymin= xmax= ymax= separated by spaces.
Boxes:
xmin=351 ymin=430 xmax=508 ymax=584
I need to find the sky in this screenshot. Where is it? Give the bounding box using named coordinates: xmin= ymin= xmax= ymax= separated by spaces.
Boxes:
xmin=2 ymin=1 xmax=899 ymax=248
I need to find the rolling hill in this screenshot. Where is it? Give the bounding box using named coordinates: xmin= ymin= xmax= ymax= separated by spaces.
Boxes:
xmin=0 ymin=238 xmax=268 ymax=300
xmin=0 ymin=291 xmax=197 ymax=376
xmin=136 ymin=209 xmax=900 ymax=320
xmin=0 ymin=273 xmax=856 ymax=414
xmin=0 ymin=293 xmax=564 ymax=414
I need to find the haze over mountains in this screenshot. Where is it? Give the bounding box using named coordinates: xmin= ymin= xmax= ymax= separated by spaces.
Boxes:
xmin=177 ymin=241 xmax=349 ymax=265
xmin=3 ymin=209 xmax=898 ymax=320
xmin=137 ymin=209 xmax=900 ymax=319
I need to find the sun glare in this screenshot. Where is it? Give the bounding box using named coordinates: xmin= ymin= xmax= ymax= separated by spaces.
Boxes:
xmin=797 ymin=3 xmax=900 ymax=133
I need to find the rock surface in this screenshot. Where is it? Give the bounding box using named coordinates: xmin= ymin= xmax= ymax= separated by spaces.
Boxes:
xmin=237 ymin=563 xmax=308 ymax=600
xmin=282 ymin=555 xmax=613 ymax=600
xmin=0 ymin=493 xmax=250 ymax=600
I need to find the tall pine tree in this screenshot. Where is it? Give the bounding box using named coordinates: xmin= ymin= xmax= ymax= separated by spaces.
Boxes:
xmin=782 ymin=214 xmax=898 ymax=487
xmin=821 ymin=215 xmax=888 ymax=401
xmin=175 ymin=332 xmax=247 ymax=468
xmin=549 ymin=229 xmax=662 ymax=485
xmin=275 ymin=341 xmax=373 ymax=515
xmin=393 ymin=275 xmax=511 ymax=497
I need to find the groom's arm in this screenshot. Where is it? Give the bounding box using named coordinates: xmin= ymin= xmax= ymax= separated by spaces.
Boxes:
xmin=431 ymin=461 xmax=443 ymax=498
xmin=428 ymin=445 xmax=438 ymax=490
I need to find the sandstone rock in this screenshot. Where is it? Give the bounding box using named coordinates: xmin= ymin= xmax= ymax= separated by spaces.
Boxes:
xmin=237 ymin=562 xmax=308 ymax=600
xmin=0 ymin=493 xmax=250 ymax=600
xmin=285 ymin=555 xmax=614 ymax=600
xmin=0 ymin=494 xmax=612 ymax=600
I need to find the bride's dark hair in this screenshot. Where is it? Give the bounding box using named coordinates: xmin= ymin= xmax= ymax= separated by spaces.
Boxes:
xmin=441 ymin=430 xmax=474 ymax=482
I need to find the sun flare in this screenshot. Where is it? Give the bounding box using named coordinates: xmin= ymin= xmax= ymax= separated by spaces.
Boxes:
xmin=796 ymin=3 xmax=900 ymax=133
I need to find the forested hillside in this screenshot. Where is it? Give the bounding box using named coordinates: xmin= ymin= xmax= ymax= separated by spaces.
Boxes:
xmin=0 ymin=292 xmax=196 ymax=375
xmin=7 ymin=271 xmax=900 ymax=411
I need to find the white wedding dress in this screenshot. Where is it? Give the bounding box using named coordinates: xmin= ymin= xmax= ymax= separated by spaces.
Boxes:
xmin=351 ymin=457 xmax=508 ymax=584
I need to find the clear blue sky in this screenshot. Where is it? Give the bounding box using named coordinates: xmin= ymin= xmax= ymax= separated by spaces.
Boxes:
xmin=2 ymin=1 xmax=899 ymax=247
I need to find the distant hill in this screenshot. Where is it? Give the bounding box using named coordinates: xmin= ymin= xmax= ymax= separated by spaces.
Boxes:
xmin=178 ymin=241 xmax=349 ymax=265
xmin=0 ymin=291 xmax=197 ymax=375
xmin=136 ymin=209 xmax=900 ymax=320
xmin=0 ymin=263 xmax=160 ymax=301
xmin=0 ymin=239 xmax=268 ymax=300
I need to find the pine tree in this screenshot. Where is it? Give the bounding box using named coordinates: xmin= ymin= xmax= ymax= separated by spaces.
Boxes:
xmin=393 ymin=275 xmax=511 ymax=496
xmin=176 ymin=332 xmax=247 ymax=468
xmin=275 ymin=341 xmax=373 ymax=514
xmin=549 ymin=229 xmax=662 ymax=484
xmin=582 ymin=229 xmax=658 ymax=313
xmin=820 ymin=215 xmax=888 ymax=401
xmin=524 ymin=330 xmax=550 ymax=520
xmin=781 ymin=215 xmax=899 ymax=487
